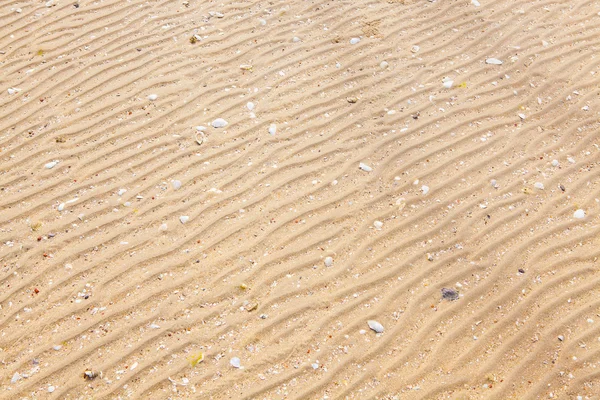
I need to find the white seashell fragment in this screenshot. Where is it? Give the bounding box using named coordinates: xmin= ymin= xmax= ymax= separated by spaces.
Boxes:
xmin=292 ymin=37 xmax=300 ymax=42
xmin=117 ymin=188 xmax=127 ymax=196
xmin=551 ymin=159 xmax=559 ymax=167
xmin=148 ymin=94 xmax=158 ymax=101
xmin=518 ymin=113 xmax=526 ymax=120
xmin=159 ymin=223 xmax=168 ymax=231
xmin=246 ymin=102 xmax=255 ymax=111
xmin=195 ymin=126 xmax=207 ymax=131
xmin=573 ymin=209 xmax=585 ymax=219
xmin=534 ymin=182 xmax=544 ymax=190
xmin=443 ymin=78 xmax=453 ymax=89
xmin=8 ymin=87 xmax=21 ymax=95
xmin=374 ymin=221 xmax=383 ymax=230
xmin=367 ymin=320 xmax=384 ymax=333
xmin=380 ymin=61 xmax=389 ymax=69
xmin=421 ymin=185 xmax=430 ymax=195
xmin=472 ymin=0 xmax=480 ymax=6
xmin=411 ymin=45 xmax=420 ymax=53
xmin=350 ymin=38 xmax=360 ymax=44
xmin=58 ymin=203 xmax=65 ymax=211
xmin=230 ymin=357 xmax=242 ymax=368
xmin=486 ymin=58 xmax=503 ymax=65
xmin=45 ymin=161 xmax=58 ymax=169
xmin=359 ymin=163 xmax=372 ymax=172
xmin=324 ymin=256 xmax=333 ymax=267
xmin=172 ymin=180 xmax=182 ymax=190
xmin=211 ymin=118 xmax=228 ymax=128
xmin=268 ymin=124 xmax=277 ymax=135
xmin=11 ymin=372 xmax=21 ymax=383
xmin=179 ymin=216 xmax=189 ymax=224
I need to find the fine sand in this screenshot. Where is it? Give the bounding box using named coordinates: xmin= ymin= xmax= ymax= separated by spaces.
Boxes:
xmin=1 ymin=0 xmax=600 ymax=399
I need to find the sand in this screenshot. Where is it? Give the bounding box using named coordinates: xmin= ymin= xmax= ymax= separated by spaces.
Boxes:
xmin=1 ymin=0 xmax=600 ymax=399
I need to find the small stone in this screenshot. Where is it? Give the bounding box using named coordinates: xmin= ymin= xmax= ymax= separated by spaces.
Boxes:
xmin=259 ymin=18 xmax=266 ymax=26
xmin=117 ymin=188 xmax=127 ymax=196
xmin=195 ymin=126 xmax=207 ymax=131
xmin=347 ymin=97 xmax=358 ymax=103
xmin=427 ymin=253 xmax=434 ymax=261
xmin=421 ymin=185 xmax=430 ymax=195
xmin=486 ymin=58 xmax=503 ymax=65
xmin=212 ymin=118 xmax=228 ymax=128
xmin=410 ymin=45 xmax=420 ymax=53
xmin=350 ymin=37 xmax=360 ymax=44
xmin=374 ymin=221 xmax=383 ymax=230
xmin=268 ymin=124 xmax=277 ymax=135
xmin=159 ymin=223 xmax=168 ymax=231
xmin=573 ymin=209 xmax=585 ymax=219
xmin=367 ymin=320 xmax=384 ymax=333
xmin=172 ymin=180 xmax=182 ymax=190
xmin=441 ymin=287 xmax=459 ymax=301
xmin=11 ymin=372 xmax=21 ymax=383
xmin=48 ymin=386 xmax=55 ymax=393
xmin=490 ymin=179 xmax=499 ymax=189
xmin=442 ymin=77 xmax=453 ymax=89
xmin=551 ymin=159 xmax=559 ymax=167
xmin=53 ymin=345 xmax=62 ymax=351
xmin=534 ymin=182 xmax=544 ymax=190
xmin=472 ymin=0 xmax=480 ymax=6
xmin=518 ymin=113 xmax=526 ymax=120
xmin=324 ymin=256 xmax=333 ymax=267
xmin=58 ymin=203 xmax=65 ymax=211
xmin=518 ymin=268 xmax=525 ymax=274
xmin=246 ymin=102 xmax=255 ymax=111
xmin=45 ymin=161 xmax=58 ymax=169
xmin=567 ymin=157 xmax=576 ymax=164
xmin=558 ymin=335 xmax=564 ymax=341
xmin=148 ymin=94 xmax=158 ymax=101
xmin=380 ymin=61 xmax=389 ymax=69
xmin=359 ymin=163 xmax=372 ymax=172
xmin=179 ymin=216 xmax=190 ymax=224
xmin=292 ymin=36 xmax=300 ymax=42
xmin=230 ymin=357 xmax=242 ymax=368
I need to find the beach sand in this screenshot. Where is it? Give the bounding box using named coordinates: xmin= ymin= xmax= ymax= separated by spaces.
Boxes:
xmin=1 ymin=0 xmax=600 ymax=398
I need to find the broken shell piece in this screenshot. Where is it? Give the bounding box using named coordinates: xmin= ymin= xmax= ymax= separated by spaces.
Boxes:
xmin=324 ymin=256 xmax=333 ymax=267
xmin=230 ymin=357 xmax=242 ymax=368
xmin=148 ymin=94 xmax=158 ymax=101
xmin=411 ymin=45 xmax=420 ymax=53
xmin=359 ymin=163 xmax=372 ymax=172
xmin=367 ymin=320 xmax=384 ymax=333
xmin=211 ymin=118 xmax=228 ymax=128
xmin=179 ymin=216 xmax=190 ymax=224
xmin=485 ymin=58 xmax=503 ymax=65
xmin=45 ymin=161 xmax=58 ymax=169
xmin=240 ymin=64 xmax=253 ymax=71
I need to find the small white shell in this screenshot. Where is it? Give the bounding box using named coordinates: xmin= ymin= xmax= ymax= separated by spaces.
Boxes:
xmin=148 ymin=94 xmax=158 ymax=101
xmin=367 ymin=320 xmax=384 ymax=333
xmin=486 ymin=58 xmax=503 ymax=65
xmin=246 ymin=102 xmax=255 ymax=111
xmin=324 ymin=256 xmax=333 ymax=267
xmin=573 ymin=209 xmax=585 ymax=219
xmin=350 ymin=37 xmax=360 ymax=45
xmin=268 ymin=124 xmax=277 ymax=135
xmin=179 ymin=216 xmax=190 ymax=224
xmin=421 ymin=185 xmax=430 ymax=195
xmin=373 ymin=221 xmax=383 ymax=230
xmin=359 ymin=163 xmax=372 ymax=172
xmin=117 ymin=188 xmax=127 ymax=196
xmin=172 ymin=180 xmax=182 ymax=190
xmin=212 ymin=118 xmax=228 ymax=128
xmin=58 ymin=203 xmax=65 ymax=211
xmin=45 ymin=161 xmax=58 ymax=169
xmin=230 ymin=357 xmax=242 ymax=368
